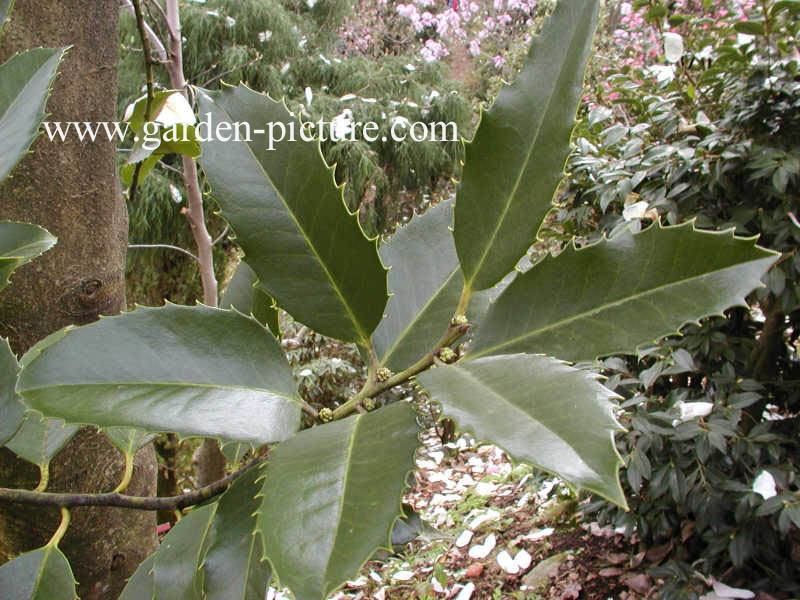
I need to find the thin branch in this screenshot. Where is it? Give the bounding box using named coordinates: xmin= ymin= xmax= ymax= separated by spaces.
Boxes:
xmin=128 ymin=0 xmax=157 ymax=205
xmin=211 ymin=225 xmax=229 ymax=246
xmin=0 ymin=458 xmax=265 ymax=511
xmin=165 ymin=0 xmax=219 ymax=308
xmin=331 ymin=322 xmax=469 ymax=419
xmin=200 ymin=54 xmax=262 ymax=89
xmin=122 ymin=0 xmax=167 ymax=61
xmin=128 ymin=243 xmax=199 ymax=262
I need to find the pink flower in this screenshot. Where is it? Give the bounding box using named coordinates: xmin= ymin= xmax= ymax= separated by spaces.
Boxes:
xmin=493 ymin=54 xmax=506 ymax=68
xmin=469 ymin=39 xmax=481 ymax=56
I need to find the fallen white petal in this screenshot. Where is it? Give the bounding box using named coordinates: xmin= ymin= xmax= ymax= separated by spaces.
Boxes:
xmin=455 ymin=582 xmax=475 ymax=600
xmin=369 ymin=570 xmax=382 ymax=583
xmin=391 ymin=570 xmax=415 ymax=582
xmin=468 ymin=533 xmax=496 ymax=559
xmin=475 ymin=481 xmax=497 ymax=496
xmin=497 ymin=550 xmax=520 ymax=574
xmin=514 ymin=549 xmax=532 ymax=570
xmin=752 ymin=470 xmax=777 ymax=500
xmin=525 ymin=527 xmax=554 ymax=540
xmin=455 ymin=530 xmax=474 ymax=548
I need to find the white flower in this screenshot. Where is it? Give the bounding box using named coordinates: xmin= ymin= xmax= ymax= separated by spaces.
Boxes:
xmin=664 ymin=32 xmax=684 ymax=63
xmin=752 ymin=470 xmax=777 ymax=500
xmin=258 ymin=30 xmax=273 ymax=43
xmin=156 ymin=92 xmax=196 ymax=127
xmin=676 ymin=401 xmax=713 ymax=422
xmin=304 ymin=86 xmax=313 ymax=106
xmin=622 ymin=201 xmax=649 ymax=221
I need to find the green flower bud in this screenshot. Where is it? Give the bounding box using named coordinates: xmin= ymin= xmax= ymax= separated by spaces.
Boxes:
xmin=319 ymin=407 xmax=334 ymax=422
xmin=451 ymin=314 xmax=469 ymax=326
xmin=439 ymin=347 xmax=457 ymax=362
xmin=377 ymin=367 xmax=392 ymax=382
xmin=364 ymin=398 xmax=376 ymax=411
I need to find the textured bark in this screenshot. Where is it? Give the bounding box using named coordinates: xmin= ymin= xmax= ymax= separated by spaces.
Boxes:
xmin=0 ymin=1 xmax=158 ymax=598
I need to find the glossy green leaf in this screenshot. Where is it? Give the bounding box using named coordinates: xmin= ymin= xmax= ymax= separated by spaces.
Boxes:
xmin=454 ymin=0 xmax=599 ymax=291
xmin=17 ymin=304 xmax=301 ymax=445
xmin=0 ymin=47 xmax=66 ymax=183
xmin=0 ymin=222 xmax=56 ymax=293
xmin=103 ymin=427 xmax=157 ymax=455
xmin=198 ymin=84 xmax=387 ymax=344
xmin=0 ymin=545 xmax=77 ymax=600
xmin=256 ymin=402 xmax=419 ymax=600
xmin=119 ymin=554 xmax=155 ymax=600
xmin=153 ymin=504 xmax=216 ymax=600
xmin=220 ymin=441 xmax=252 ymax=464
xmin=0 ymin=338 xmax=23 ymax=446
xmin=417 ymin=354 xmax=625 ymax=506
xmin=221 ymin=260 xmax=279 ymax=336
xmin=5 ymin=413 xmax=79 ymax=469
xmin=469 ymin=222 xmax=779 ymax=362
xmin=202 ymin=464 xmax=271 ymax=600
xmin=372 ymin=201 xmax=463 ymax=371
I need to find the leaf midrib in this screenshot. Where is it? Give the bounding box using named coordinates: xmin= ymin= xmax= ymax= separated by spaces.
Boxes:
xmin=210 ymin=90 xmax=368 ymax=344
xmin=465 ymin=4 xmax=585 ymax=289
xmin=20 ymin=381 xmax=298 ymax=405
xmin=449 ymin=362 xmax=594 ymax=474
xmin=470 ymin=255 xmax=765 ymax=359
xmin=380 ymin=266 xmax=459 ymax=366
xmin=323 ymin=414 xmax=360 ymax=596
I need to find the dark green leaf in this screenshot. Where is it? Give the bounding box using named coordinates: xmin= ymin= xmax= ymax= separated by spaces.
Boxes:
xmin=0 ymin=48 xmax=66 ymax=183
xmin=119 ymin=554 xmax=155 ymax=600
xmin=5 ymin=413 xmax=79 ymax=469
xmin=221 ymin=261 xmax=279 ymax=336
xmin=372 ymin=201 xmax=463 ymax=371
xmin=734 ymin=21 xmax=766 ymax=35
xmin=153 ymin=504 xmax=216 ymax=600
xmin=202 ymin=464 xmax=271 ymax=600
xmin=103 ymin=427 xmax=157 ymax=455
xmin=0 ymin=545 xmax=77 ymax=600
xmin=256 ymin=402 xmax=419 ymax=600
xmin=417 ymin=354 xmax=625 ymax=506
xmin=0 ymin=222 xmax=56 ymax=293
xmin=198 ymin=84 xmax=387 ymax=344
xmin=469 ymin=223 xmax=778 ymax=362
xmin=454 ymin=0 xmax=600 ymax=291
xmin=17 ymin=304 xmax=301 ymax=445
xmin=0 ymin=338 xmax=23 ymax=446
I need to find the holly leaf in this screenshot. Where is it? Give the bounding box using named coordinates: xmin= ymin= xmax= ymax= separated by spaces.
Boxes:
xmin=372 ymin=201 xmax=464 ymax=371
xmin=0 ymin=47 xmax=66 ymax=183
xmin=417 ymin=354 xmax=625 ymax=506
xmin=469 ymin=223 xmax=779 ymax=362
xmin=16 ymin=304 xmax=301 ymax=445
xmin=0 ymin=545 xmax=77 ymax=600
xmin=198 ymin=84 xmax=387 ymax=344
xmin=454 ymin=0 xmax=600 ymax=291
xmin=256 ymin=402 xmax=419 ymax=600
xmin=0 ymin=222 xmax=56 ymax=293
xmin=0 ymin=338 xmax=23 ymax=446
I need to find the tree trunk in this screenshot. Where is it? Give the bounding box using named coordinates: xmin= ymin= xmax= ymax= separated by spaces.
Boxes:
xmin=0 ymin=2 xmax=158 ymax=598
